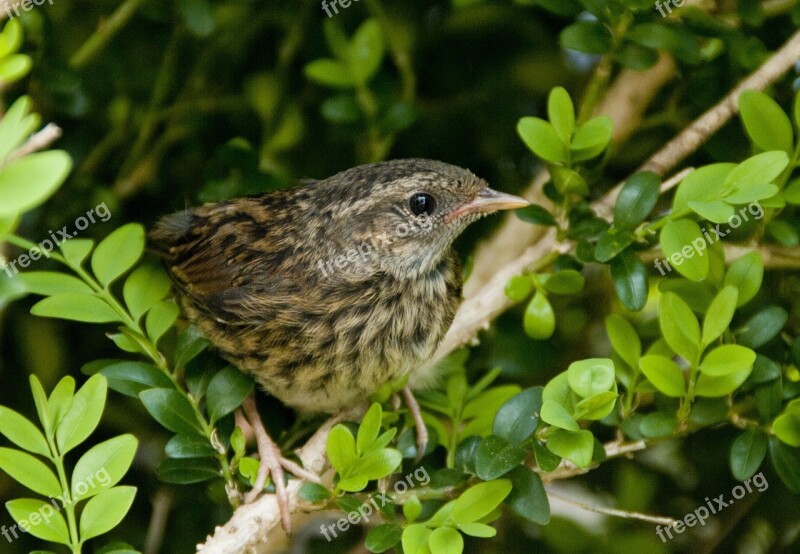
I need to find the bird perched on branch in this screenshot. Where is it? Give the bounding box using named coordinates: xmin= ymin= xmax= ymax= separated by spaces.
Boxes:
xmin=149 ymin=158 xmax=528 ymax=532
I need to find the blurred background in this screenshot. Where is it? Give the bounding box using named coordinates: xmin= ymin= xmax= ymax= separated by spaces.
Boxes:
xmin=1 ymin=0 xmax=800 ymax=552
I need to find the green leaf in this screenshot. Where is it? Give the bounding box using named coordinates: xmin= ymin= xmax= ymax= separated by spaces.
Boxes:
xmin=349 ymin=19 xmax=384 ymax=86
xmin=505 ymin=274 xmax=533 ymax=302
xmin=475 ymin=435 xmax=524 ymax=480
xmin=79 ymin=486 xmax=136 ymax=541
xmin=123 ymin=264 xmax=172 ymax=320
xmin=695 ymin=367 xmax=752 ymax=397
xmin=573 ymin=391 xmax=617 ymax=420
xmin=766 ymin=220 xmax=800 ymax=247
xmin=56 ymin=374 xmax=107 ymax=454
xmin=31 ymin=292 xmax=121 ymax=323
xmin=626 ymin=23 xmax=700 ymax=64
xmin=687 ymin=200 xmax=734 ymax=223
xmin=540 ymin=400 xmax=578 ymax=431
xmin=428 ymin=526 xmax=464 ymax=554
xmin=145 ymin=300 xmax=179 ymax=344
xmin=560 ymin=21 xmax=612 ymax=54
xmin=72 ymin=434 xmax=137 ymax=501
xmin=298 ymin=482 xmax=330 ymax=503
xmin=357 ymin=403 xmax=383 ymax=455
xmin=769 ymin=438 xmax=800 ymax=493
xmin=166 ymin=433 xmax=217 ymax=458
xmin=523 ymin=291 xmax=555 ymax=340
xmin=551 ymin=166 xmax=589 ymax=195
xmin=672 ymin=163 xmax=735 ymax=217
xmin=723 ymin=151 xmax=789 ymax=194
xmin=0 ymin=406 xmax=49 ymax=456
xmin=542 ymin=270 xmax=585 ymax=294
xmin=517 ymin=117 xmax=567 ymax=163
xmin=773 ymin=400 xmax=800 ymax=447
xmin=639 ymin=355 xmax=685 ymax=397
xmin=739 ymin=90 xmax=793 ymax=153
xmin=594 ymin=228 xmax=636 ymax=262
xmin=403 ymin=494 xmax=422 ymax=523
xmin=93 ymin=360 xmax=173 ymax=398
xmin=737 ymin=306 xmax=788 ymax=348
xmin=0 ymin=96 xmax=40 ymax=162
xmin=699 ymin=345 xmax=756 ymax=377
xmin=29 ymin=375 xmax=51 ymax=435
xmin=18 ymin=272 xmax=93 ymax=296
xmin=730 ymin=429 xmax=767 ymax=480
xmin=546 ymin=429 xmax=594 ymax=468
xmin=660 ymin=219 xmax=708 ymax=281
xmin=547 ymin=87 xmax=574 ymax=144
xmin=205 ymin=366 xmax=253 ymax=423
xmin=0 ymin=53 xmax=31 ymax=82
xmin=0 ymin=447 xmax=61 ymax=497
xmin=493 ymin=387 xmax=541 ymax=444
xmin=6 ymin=498 xmax=70 ymax=545
xmin=458 ymin=522 xmax=496 ymax=537
xmin=0 ymin=150 xmax=72 ymax=218
xmin=515 ymin=204 xmax=556 ymax=226
xmin=345 ymin=448 xmax=402 ymax=484
xmin=605 ymin=315 xmax=641 ymax=370
xmin=614 ymin=172 xmax=660 ymax=230
xmin=723 ymin=252 xmax=763 ymax=306
xmin=659 ymin=292 xmax=700 ymax=362
xmin=327 ymin=424 xmax=357 ymax=475
xmin=139 ymin=388 xmax=202 ymax=435
xmin=506 ymin=466 xmax=550 ymax=525
xmin=366 ymin=523 xmax=402 ymax=553
xmin=60 ymin=239 xmax=94 ymax=268
xmin=567 ymin=358 xmax=615 ymax=398
xmin=304 ymin=59 xmax=354 ymax=88
xmin=91 ymin=224 xmax=146 ymax=286
xmin=610 ymin=251 xmax=648 ymax=311
xmin=156 ymin=457 xmax=219 ymax=484
xmin=451 ymin=479 xmax=512 ymax=524
xmin=639 ymin=412 xmax=679 ymax=438
xmin=402 ymin=524 xmax=432 ymax=554
xmin=570 ymin=116 xmax=613 ymax=162
xmin=702 ymin=286 xmax=738 ymax=347
xmin=174 ymin=326 xmax=210 ymax=368
xmin=784 ymin=179 xmax=800 ymax=204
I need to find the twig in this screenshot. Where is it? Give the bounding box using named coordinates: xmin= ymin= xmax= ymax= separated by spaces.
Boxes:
xmin=435 ymin=28 xmax=800 ymax=365
xmin=547 ymin=490 xmax=676 ymax=525
xmin=69 ymin=0 xmax=146 ymax=69
xmin=197 ymin=407 xmax=363 ymax=553
xmin=641 ymin=29 xmax=800 ymax=176
xmin=5 ymin=123 xmax=62 ymax=163
xmin=143 ymin=488 xmax=173 ymax=554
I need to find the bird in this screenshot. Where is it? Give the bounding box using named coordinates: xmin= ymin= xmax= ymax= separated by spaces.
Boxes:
xmin=149 ymin=158 xmax=529 ymax=531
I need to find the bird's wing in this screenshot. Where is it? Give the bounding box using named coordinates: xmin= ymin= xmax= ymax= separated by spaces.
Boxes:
xmin=148 ymin=199 xmax=302 ymax=325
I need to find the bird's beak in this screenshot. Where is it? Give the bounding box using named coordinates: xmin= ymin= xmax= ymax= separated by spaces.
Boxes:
xmin=447 ymin=187 xmax=530 ymax=222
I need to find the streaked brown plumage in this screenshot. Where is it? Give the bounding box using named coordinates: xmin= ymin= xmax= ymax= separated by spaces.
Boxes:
xmin=150 ymin=159 xmax=528 ymax=414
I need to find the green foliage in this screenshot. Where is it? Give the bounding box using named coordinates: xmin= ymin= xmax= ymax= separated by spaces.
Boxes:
xmin=0 ymin=375 xmax=137 ymax=550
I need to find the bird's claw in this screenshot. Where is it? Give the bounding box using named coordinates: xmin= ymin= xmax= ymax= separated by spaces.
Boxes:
xmin=402 ymin=386 xmax=429 ymax=462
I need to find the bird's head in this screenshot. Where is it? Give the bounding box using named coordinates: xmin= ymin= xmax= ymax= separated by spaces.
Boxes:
xmin=315 ymin=159 xmax=529 ymax=279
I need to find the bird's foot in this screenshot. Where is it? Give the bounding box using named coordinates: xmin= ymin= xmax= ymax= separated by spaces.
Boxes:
xmin=241 ymin=395 xmax=321 ymax=534
xmin=402 ymin=386 xmax=429 ymax=462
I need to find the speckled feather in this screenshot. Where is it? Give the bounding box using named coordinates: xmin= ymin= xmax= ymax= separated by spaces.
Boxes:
xmin=150 ymin=159 xmax=496 ymax=413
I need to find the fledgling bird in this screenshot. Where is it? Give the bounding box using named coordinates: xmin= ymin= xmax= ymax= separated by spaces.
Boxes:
xmin=149 ymin=158 xmax=528 ymax=530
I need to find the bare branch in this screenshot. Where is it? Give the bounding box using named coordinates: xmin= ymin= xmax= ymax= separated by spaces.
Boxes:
xmin=6 ymin=123 xmax=62 ymax=164
xmin=547 ymin=490 xmax=676 ymax=525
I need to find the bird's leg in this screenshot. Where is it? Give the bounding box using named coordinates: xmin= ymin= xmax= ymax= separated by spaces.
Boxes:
xmin=240 ymin=394 xmax=322 ymax=534
xmin=402 ymin=386 xmax=429 ymax=460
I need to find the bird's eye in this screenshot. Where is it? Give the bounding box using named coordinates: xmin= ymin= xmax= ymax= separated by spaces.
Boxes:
xmin=409 ymin=193 xmax=436 ymax=216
